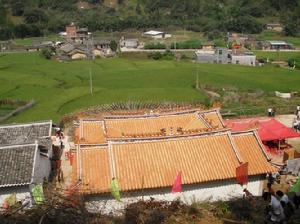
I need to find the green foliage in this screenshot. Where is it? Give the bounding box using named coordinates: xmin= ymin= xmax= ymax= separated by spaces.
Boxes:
xmin=148 ymin=50 xmax=174 ymax=60
xmin=1 ymin=50 xmax=300 ymax=122
xmin=213 ymin=201 xmax=230 ymax=218
xmin=144 ymin=42 xmax=166 ymax=49
xmin=0 ymin=0 xmax=299 ymax=41
xmin=41 ymin=48 xmax=54 ymax=60
xmin=171 ymin=39 xmax=201 ymax=49
xmin=110 ymin=40 xmax=118 ymax=52
xmin=288 ymin=58 xmax=300 ymax=69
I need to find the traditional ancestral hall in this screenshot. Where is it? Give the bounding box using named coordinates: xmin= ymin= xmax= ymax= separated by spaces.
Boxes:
xmin=71 ymin=108 xmax=277 ymax=213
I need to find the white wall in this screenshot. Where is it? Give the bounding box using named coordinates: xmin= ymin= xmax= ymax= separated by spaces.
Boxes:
xmin=85 ymin=176 xmax=264 ymax=215
xmin=33 ymin=151 xmax=51 ymax=184
xmin=232 ymin=55 xmax=256 ymax=66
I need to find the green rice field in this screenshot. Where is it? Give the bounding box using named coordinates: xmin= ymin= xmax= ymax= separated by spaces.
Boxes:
xmin=0 ymin=52 xmax=300 ymax=123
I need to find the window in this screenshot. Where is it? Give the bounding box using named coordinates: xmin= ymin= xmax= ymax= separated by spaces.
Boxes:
xmin=236 ymin=60 xmax=239 ymax=64
xmin=218 ymin=50 xmax=222 ymax=55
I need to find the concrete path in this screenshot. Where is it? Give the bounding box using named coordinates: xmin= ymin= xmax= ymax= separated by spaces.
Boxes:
xmin=276 ymin=114 xmax=300 ymax=152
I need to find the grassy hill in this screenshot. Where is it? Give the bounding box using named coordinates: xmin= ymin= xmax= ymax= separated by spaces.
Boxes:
xmin=0 ymin=52 xmax=300 ymax=123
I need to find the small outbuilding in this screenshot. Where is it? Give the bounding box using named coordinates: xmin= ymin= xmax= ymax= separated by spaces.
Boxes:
xmin=143 ymin=30 xmax=171 ymax=39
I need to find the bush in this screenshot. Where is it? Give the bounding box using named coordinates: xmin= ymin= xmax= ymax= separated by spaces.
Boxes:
xmin=148 ymin=52 xmax=162 ymax=60
xmin=110 ymin=40 xmax=118 ymax=52
xmin=288 ymin=58 xmax=300 ymax=69
xmin=171 ymin=39 xmax=201 ymax=49
xmin=148 ymin=50 xmax=175 ymax=60
xmin=41 ymin=48 xmax=53 ymax=59
xmin=144 ymin=43 xmax=166 ymax=49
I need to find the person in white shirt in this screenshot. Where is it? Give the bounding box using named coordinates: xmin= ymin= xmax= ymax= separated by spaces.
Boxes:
xmin=263 ymin=191 xmax=285 ymax=223
xmin=276 ymin=190 xmax=295 ymax=221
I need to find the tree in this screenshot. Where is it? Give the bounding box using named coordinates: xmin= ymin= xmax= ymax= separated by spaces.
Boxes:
xmin=110 ymin=40 xmax=118 ymax=52
xmin=41 ymin=48 xmax=54 ymax=60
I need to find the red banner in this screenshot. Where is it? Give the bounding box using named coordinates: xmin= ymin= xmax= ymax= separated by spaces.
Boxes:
xmin=172 ymin=171 xmax=182 ymax=193
xmin=236 ymin=162 xmax=248 ymax=185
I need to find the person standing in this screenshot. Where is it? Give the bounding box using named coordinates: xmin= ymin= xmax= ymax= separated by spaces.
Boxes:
xmin=276 ymin=190 xmax=294 ymax=220
xmin=268 ymin=107 xmax=273 ymax=117
xmin=263 ymin=191 xmax=285 ymax=223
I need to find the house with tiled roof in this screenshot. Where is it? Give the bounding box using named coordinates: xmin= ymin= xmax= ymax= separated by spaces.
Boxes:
xmin=72 ymin=129 xmax=277 ymax=213
xmin=75 ymin=108 xmax=225 ymax=145
xmin=0 ymin=121 xmax=53 ymax=206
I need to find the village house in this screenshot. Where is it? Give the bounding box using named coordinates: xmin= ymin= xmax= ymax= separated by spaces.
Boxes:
xmin=0 ymin=121 xmax=53 ymax=206
xmin=201 ymin=42 xmax=216 ymax=50
xmin=65 ymin=23 xmax=91 ymax=44
xmin=143 ymin=30 xmax=172 ymax=39
xmin=260 ymin=41 xmax=294 ymax=50
xmin=195 ymin=48 xmax=256 ymax=66
xmin=195 ymin=48 xmax=230 ymax=64
xmin=226 ymin=32 xmax=250 ymax=47
xmin=68 ymin=108 xmax=277 ymax=214
xmin=231 ymin=49 xmax=256 ymax=66
xmin=266 ymin=23 xmax=283 ymax=32
xmin=119 ymin=37 xmax=139 ymax=49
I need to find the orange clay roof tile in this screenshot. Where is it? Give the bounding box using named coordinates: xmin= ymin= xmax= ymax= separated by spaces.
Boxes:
xmin=79 ymin=121 xmax=106 ymax=144
xmin=72 ymin=147 xmax=111 ymax=194
xmin=105 ymin=113 xmax=211 ymax=138
xmin=232 ymin=132 xmax=277 ymax=175
xmin=73 ymin=130 xmax=277 ymax=194
xmin=112 ymin=133 xmax=240 ymax=191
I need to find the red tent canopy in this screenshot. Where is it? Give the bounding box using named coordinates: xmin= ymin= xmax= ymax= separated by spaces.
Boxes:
xmin=225 ymin=118 xmax=300 ymax=141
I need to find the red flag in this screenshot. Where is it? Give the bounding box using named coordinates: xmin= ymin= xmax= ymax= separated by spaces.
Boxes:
xmin=236 ymin=162 xmax=248 ymax=185
xmin=172 ymin=171 xmax=182 ymax=193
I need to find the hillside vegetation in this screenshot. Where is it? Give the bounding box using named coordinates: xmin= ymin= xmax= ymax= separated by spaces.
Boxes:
xmin=0 ymin=52 xmax=300 ymax=123
xmin=0 ymin=0 xmax=300 ymax=40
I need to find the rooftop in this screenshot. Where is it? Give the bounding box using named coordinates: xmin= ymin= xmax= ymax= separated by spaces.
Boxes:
xmin=144 ymin=30 xmax=165 ymax=36
xmin=73 ymin=130 xmax=276 ymax=194
xmin=76 ymin=109 xmax=225 ymax=145
xmin=0 ymin=144 xmax=37 ymax=187
xmin=0 ymin=121 xmax=52 ymax=146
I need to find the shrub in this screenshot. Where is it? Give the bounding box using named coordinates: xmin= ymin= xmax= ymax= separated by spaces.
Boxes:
xmin=288 ymin=58 xmax=300 ymax=69
xmin=41 ymin=48 xmax=53 ymax=59
xmin=148 ymin=52 xmax=162 ymax=60
xmin=144 ymin=43 xmax=166 ymax=49
xmin=171 ymin=39 xmax=201 ymax=49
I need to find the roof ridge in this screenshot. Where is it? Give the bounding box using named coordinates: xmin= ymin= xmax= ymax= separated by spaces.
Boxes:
xmin=0 ymin=120 xmax=52 ymax=129
xmin=226 ymin=131 xmax=243 ymax=164
xmin=108 ymin=129 xmax=230 ymax=145
xmin=0 ymin=142 xmax=38 ymax=149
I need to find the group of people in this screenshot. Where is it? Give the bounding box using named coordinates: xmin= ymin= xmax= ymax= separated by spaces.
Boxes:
xmin=263 ymin=173 xmax=300 ymax=223
xmin=293 ymin=105 xmax=300 ymax=132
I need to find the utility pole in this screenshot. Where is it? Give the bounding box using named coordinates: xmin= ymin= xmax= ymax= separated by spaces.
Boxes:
xmin=89 ymin=68 xmax=93 ymax=96
xmin=196 ymin=64 xmax=199 ymax=89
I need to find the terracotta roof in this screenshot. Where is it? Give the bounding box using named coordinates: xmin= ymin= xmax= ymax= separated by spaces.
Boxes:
xmin=112 ymin=132 xmax=241 ymax=191
xmin=201 ymin=110 xmax=224 ymax=129
xmin=232 ymin=131 xmax=277 ymax=175
xmin=76 ymin=109 xmax=224 ymax=144
xmin=74 ymin=130 xmax=277 ymax=194
xmin=79 ymin=120 xmax=106 ymax=145
xmin=73 ymin=147 xmax=111 ymax=193
xmin=105 ymin=112 xmax=209 ymax=138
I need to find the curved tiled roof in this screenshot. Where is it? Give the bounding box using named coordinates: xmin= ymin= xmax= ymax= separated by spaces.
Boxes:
xmin=73 ymin=130 xmax=276 ymax=194
xmin=76 ymin=109 xmax=224 ymax=145
xmin=0 ymin=144 xmax=37 ymax=187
